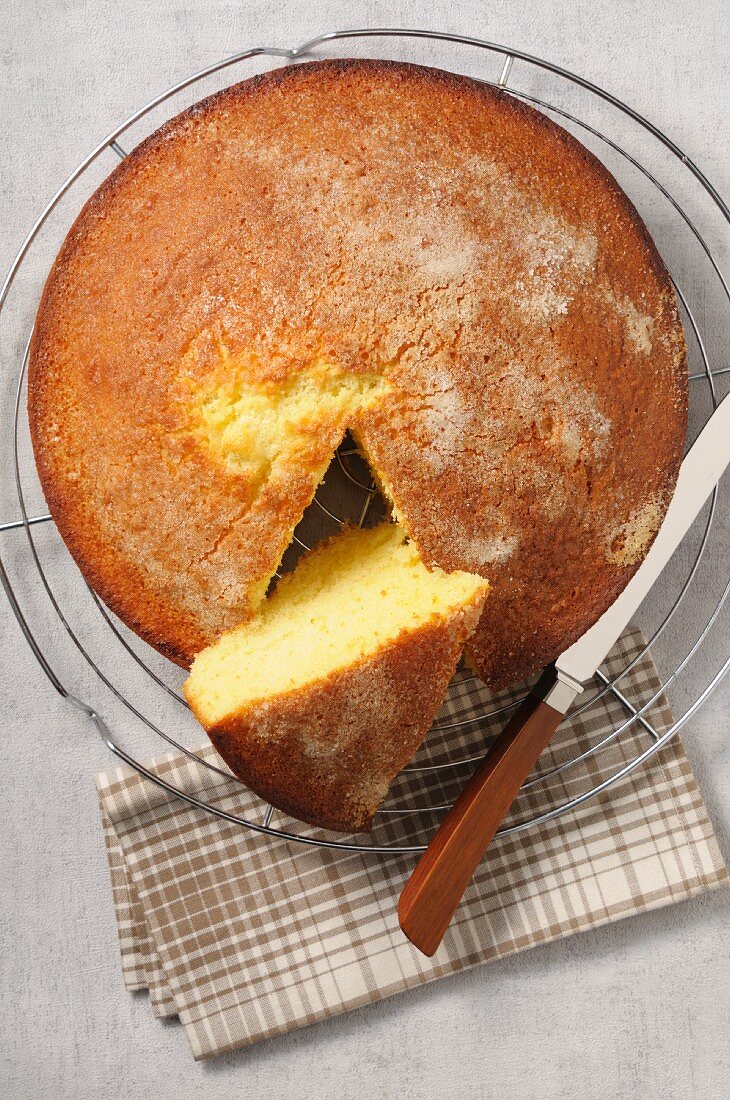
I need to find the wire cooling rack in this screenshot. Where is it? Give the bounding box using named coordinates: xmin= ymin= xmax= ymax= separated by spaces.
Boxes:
xmin=1 ymin=28 xmax=728 ymax=854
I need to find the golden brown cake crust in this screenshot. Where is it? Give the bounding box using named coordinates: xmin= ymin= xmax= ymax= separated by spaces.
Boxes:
xmin=29 ymin=58 xmax=687 ymax=682
xmin=190 ymin=596 xmax=486 ymax=832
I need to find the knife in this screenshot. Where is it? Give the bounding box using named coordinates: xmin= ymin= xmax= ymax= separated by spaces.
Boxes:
xmin=398 ymin=392 xmax=730 ymax=957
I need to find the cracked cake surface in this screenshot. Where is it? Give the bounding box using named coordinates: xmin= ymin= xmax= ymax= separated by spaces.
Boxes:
xmin=29 ymin=58 xmax=686 ymax=684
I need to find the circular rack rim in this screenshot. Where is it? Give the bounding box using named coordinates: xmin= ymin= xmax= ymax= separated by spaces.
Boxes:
xmin=1 ymin=26 xmax=728 ymax=855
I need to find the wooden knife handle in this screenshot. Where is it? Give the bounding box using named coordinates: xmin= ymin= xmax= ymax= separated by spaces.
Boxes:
xmin=398 ymin=693 xmax=564 ymax=956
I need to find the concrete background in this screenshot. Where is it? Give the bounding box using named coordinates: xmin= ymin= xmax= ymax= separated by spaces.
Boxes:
xmin=1 ymin=2 xmax=728 ymax=1097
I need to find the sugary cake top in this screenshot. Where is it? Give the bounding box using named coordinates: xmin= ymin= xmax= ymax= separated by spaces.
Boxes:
xmin=29 ymin=58 xmax=686 ymax=684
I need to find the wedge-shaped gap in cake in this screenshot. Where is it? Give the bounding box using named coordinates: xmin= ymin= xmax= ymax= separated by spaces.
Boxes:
xmin=270 ymin=431 xmax=391 ymax=592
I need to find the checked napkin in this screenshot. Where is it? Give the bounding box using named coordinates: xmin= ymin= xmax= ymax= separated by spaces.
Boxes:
xmin=96 ymin=627 xmax=727 ymax=1059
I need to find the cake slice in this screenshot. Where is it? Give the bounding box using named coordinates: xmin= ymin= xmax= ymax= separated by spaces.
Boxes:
xmin=184 ymin=524 xmax=489 ymax=832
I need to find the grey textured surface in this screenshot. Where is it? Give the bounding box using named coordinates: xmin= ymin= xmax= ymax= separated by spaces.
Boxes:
xmin=1 ymin=1 xmax=728 ymax=1097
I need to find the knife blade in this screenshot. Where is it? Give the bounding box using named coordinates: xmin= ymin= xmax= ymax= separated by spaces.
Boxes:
xmin=398 ymin=392 xmax=730 ymax=956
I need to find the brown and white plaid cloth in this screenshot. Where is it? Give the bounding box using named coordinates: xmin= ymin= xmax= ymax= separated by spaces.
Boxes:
xmin=96 ymin=627 xmax=727 ymax=1059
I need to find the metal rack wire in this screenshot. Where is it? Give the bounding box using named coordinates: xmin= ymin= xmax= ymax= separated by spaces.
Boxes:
xmin=1 ymin=28 xmax=728 ymax=854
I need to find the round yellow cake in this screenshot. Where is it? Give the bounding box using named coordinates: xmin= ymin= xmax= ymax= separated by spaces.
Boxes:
xmin=28 ymin=58 xmax=687 ymax=688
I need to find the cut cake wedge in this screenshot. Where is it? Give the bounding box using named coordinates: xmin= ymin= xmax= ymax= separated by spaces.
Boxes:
xmin=184 ymin=524 xmax=489 ymax=832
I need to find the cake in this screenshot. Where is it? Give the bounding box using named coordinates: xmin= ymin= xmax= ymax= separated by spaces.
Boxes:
xmin=184 ymin=524 xmax=489 ymax=831
xmin=28 ymin=58 xmax=687 ymax=689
